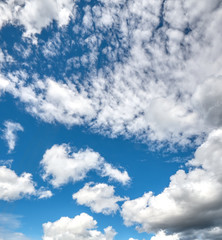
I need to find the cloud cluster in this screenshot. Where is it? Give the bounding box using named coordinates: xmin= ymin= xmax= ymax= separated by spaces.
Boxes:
xmin=0 ymin=1 xmax=222 ymax=238
xmin=0 ymin=0 xmax=75 ymax=38
xmin=121 ymin=128 xmax=222 ymax=239
xmin=40 ymin=144 xmax=130 ymax=187
xmin=0 ymin=165 xmax=52 ymax=201
xmin=73 ymin=183 xmax=127 ymax=215
xmin=2 ymin=121 xmax=23 ymax=153
xmin=0 ymin=0 xmax=221 ymax=147
xmin=42 ymin=212 xmax=116 ymax=240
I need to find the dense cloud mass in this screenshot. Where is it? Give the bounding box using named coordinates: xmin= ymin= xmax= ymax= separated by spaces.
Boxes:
xmin=42 ymin=213 xmax=116 ymax=240
xmin=121 ymin=129 xmax=222 ymax=239
xmin=0 ymin=0 xmax=221 ymax=146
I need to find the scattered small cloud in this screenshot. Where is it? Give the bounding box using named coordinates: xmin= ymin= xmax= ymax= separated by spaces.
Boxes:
xmin=40 ymin=144 xmax=130 ymax=188
xmin=2 ymin=121 xmax=23 ymax=153
xmin=73 ymin=182 xmax=127 ymax=215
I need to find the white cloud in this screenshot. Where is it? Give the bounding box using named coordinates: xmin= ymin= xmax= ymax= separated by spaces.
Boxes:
xmin=37 ymin=187 xmax=53 ymax=200
xmin=0 ymin=0 xmax=222 ymax=148
xmin=72 ymin=183 xmax=127 ymax=215
xmin=150 ymin=231 xmax=179 ymax=240
xmin=0 ymin=76 xmax=10 ymax=94
xmin=0 ymin=0 xmax=76 ymax=39
xmin=40 ymin=144 xmax=102 ymax=187
xmin=40 ymin=144 xmax=130 ymax=188
xmin=2 ymin=121 xmax=23 ymax=153
xmin=0 ymin=165 xmax=52 ymax=201
xmin=0 ymin=166 xmax=35 ymax=201
xmin=101 ymin=163 xmax=130 ymax=185
xmin=121 ymin=128 xmax=222 ymax=238
xmin=42 ymin=212 xmax=116 ymax=240
xmin=6 ymin=78 xmax=96 ymax=126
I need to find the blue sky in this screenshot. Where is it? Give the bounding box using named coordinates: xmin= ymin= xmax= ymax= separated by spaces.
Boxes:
xmin=0 ymin=0 xmax=222 ymax=240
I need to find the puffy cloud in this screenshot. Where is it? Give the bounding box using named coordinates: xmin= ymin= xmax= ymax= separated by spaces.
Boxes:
xmin=0 ymin=166 xmax=52 ymax=201
xmin=40 ymin=144 xmax=130 ymax=187
xmin=2 ymin=121 xmax=23 ymax=153
xmin=150 ymin=231 xmax=179 ymax=240
xmin=42 ymin=212 xmax=116 ymax=240
xmin=72 ymin=183 xmax=127 ymax=215
xmin=121 ymin=129 xmax=222 ymax=239
xmin=0 ymin=166 xmax=35 ymax=201
xmin=0 ymin=0 xmax=75 ymax=38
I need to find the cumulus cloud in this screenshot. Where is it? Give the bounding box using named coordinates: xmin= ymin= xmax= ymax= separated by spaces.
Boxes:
xmin=72 ymin=183 xmax=127 ymax=215
xmin=121 ymin=128 xmax=222 ymax=239
xmin=42 ymin=212 xmax=116 ymax=240
xmin=40 ymin=144 xmax=130 ymax=187
xmin=0 ymin=166 xmax=35 ymax=201
xmin=150 ymin=231 xmax=179 ymax=240
xmin=2 ymin=121 xmax=23 ymax=153
xmin=0 ymin=166 xmax=52 ymax=201
xmin=0 ymin=0 xmax=75 ymax=38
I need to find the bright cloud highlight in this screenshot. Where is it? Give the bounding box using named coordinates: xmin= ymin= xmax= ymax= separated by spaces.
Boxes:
xmin=73 ymin=182 xmax=127 ymax=215
xmin=42 ymin=212 xmax=116 ymax=240
xmin=40 ymin=144 xmax=130 ymax=187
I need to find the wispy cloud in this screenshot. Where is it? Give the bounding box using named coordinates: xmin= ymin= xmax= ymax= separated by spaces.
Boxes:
xmin=0 ymin=0 xmax=221 ymax=147
xmin=0 ymin=213 xmax=30 ymax=240
xmin=2 ymin=121 xmax=23 ymax=153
